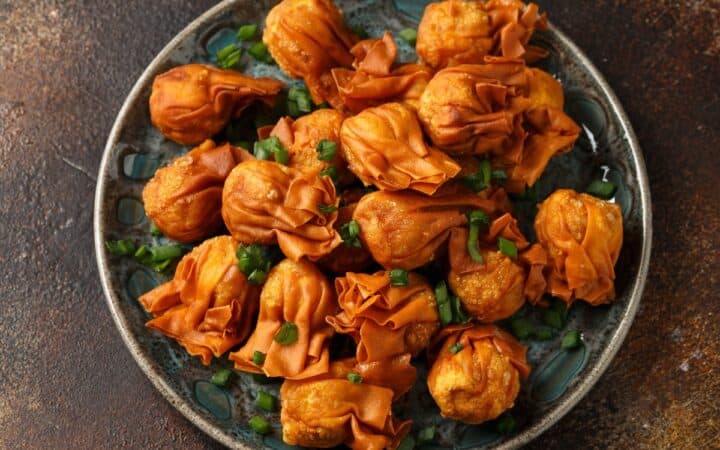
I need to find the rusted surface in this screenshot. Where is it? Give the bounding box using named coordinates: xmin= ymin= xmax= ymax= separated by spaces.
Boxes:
xmin=0 ymin=0 xmax=718 ymax=448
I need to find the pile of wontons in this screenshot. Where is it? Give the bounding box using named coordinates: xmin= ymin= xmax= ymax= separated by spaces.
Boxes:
xmin=137 ymin=0 xmax=624 ymax=448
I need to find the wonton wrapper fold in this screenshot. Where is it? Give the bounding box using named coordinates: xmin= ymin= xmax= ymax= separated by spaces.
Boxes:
xmin=149 ymin=64 xmax=284 ymax=145
xmin=281 ymin=358 xmax=412 ymax=450
xmin=341 ymin=102 xmax=461 ymax=195
xmin=221 ymin=159 xmax=342 ymax=261
xmin=139 ymin=236 xmax=260 ymax=365
xmin=230 ymin=258 xmax=337 ymax=379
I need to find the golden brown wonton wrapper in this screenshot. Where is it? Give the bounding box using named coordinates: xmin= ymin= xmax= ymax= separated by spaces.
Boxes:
xmin=353 ymin=189 xmax=510 ymax=270
xmin=416 ymin=0 xmax=547 ymax=70
xmin=139 ymin=236 xmax=260 ymax=365
xmin=229 ymin=258 xmax=337 ymax=379
xmin=327 ymin=271 xmax=439 ymax=397
xmin=427 ymin=324 xmax=530 ymax=424
xmin=331 ymin=32 xmax=433 ymax=113
xmin=447 ymin=213 xmax=530 ymax=322
xmin=142 ymin=140 xmax=252 ymax=243
xmin=264 ymin=0 xmax=358 ymax=106
xmin=534 ymin=189 xmax=623 ymax=305
xmin=221 ymin=159 xmax=342 ymax=261
xmin=267 ymin=109 xmax=355 ymax=186
xmin=340 ymin=102 xmax=461 ymax=194
xmin=281 ymin=358 xmax=412 ymax=449
xmin=316 ymin=202 xmax=374 ymax=274
xmin=149 ymin=64 xmax=284 ymax=145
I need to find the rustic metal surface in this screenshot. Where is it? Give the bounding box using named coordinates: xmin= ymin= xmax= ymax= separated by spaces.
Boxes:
xmin=0 ymin=0 xmax=718 ymax=449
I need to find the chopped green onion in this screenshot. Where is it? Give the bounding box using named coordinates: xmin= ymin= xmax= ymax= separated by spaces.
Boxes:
xmin=248 ymin=41 xmax=273 ymax=63
xmin=434 ymin=281 xmax=453 ymax=326
xmin=288 ymin=86 xmax=313 ymax=113
xmin=236 ymin=243 xmax=273 ymax=284
xmin=274 ymin=322 xmax=298 ymax=345
xmin=533 ymin=327 xmax=554 ymax=341
xmin=340 ymin=220 xmax=362 ymax=248
xmin=216 ymin=43 xmax=242 ymax=69
xmin=450 ymin=294 xmax=469 ymax=324
xmin=350 ymin=24 xmax=369 ymax=39
xmin=561 ymin=330 xmax=582 ymax=349
xmin=319 ymin=165 xmax=338 ymax=183
xmin=498 ymin=237 xmax=518 ymax=259
xmin=237 ymin=24 xmax=258 ymax=41
xmin=255 ymin=390 xmax=277 ymax=412
xmin=318 ymin=204 xmax=338 ymax=214
xmin=398 ymin=28 xmax=418 ymax=47
xmin=496 ymin=414 xmax=516 ymax=434
xmin=133 ymin=244 xmax=187 ymax=272
xmin=417 ymin=426 xmax=435 ymax=443
xmin=491 ymin=169 xmax=508 ymax=181
xmin=316 ymin=139 xmax=337 ymax=162
xmin=253 ymin=136 xmax=288 ymax=164
xmin=543 ymin=309 xmax=564 ymax=330
xmin=105 ymin=240 xmax=136 ymax=256
xmin=397 ymin=435 xmax=415 ymax=450
xmin=210 ymin=368 xmax=233 ymax=387
xmin=249 ymin=415 xmax=271 ymax=435
xmin=449 ymin=342 xmax=464 ymax=354
xmin=347 ymin=371 xmax=363 ymax=384
xmin=586 ymin=179 xmax=617 ymax=199
xmin=461 ymin=160 xmax=493 ymax=192
xmin=252 ymin=351 xmax=266 ymax=366
xmin=316 ymin=102 xmax=331 ymax=109
xmin=466 ymin=210 xmax=489 ymax=263
xmin=510 ymin=317 xmax=535 ymax=340
xmin=286 ymin=99 xmax=301 ymax=117
xmin=389 ymin=269 xmax=409 ymax=287
xmin=149 ymin=221 xmax=163 ymax=237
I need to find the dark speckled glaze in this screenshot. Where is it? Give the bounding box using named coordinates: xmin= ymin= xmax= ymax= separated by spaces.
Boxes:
xmin=93 ymin=1 xmax=652 ymax=448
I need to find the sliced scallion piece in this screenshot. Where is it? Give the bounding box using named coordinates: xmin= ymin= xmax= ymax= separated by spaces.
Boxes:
xmin=561 ymin=330 xmax=582 ymax=349
xmin=316 ymin=139 xmax=337 ymax=162
xmin=398 ymin=28 xmax=418 ymax=47
xmin=252 ymin=351 xmax=266 ymax=366
xmin=274 ymin=322 xmax=298 ymax=346
xmin=249 ymin=415 xmax=271 ymax=434
xmin=255 ymin=390 xmax=277 ymax=412
xmin=105 ymin=240 xmax=136 ymax=256
xmin=210 ymin=368 xmax=233 ymax=387
xmin=389 ymin=269 xmax=409 ymax=287
xmin=340 ymin=220 xmax=361 ymax=248
xmin=347 ymin=371 xmax=363 ymax=384
xmin=498 ymin=237 xmax=518 ymax=259
xmin=318 ymin=204 xmax=338 ymax=214
xmin=319 ymin=165 xmax=338 ymax=183
xmin=237 ymin=24 xmax=258 ymax=41
xmin=248 ymin=41 xmax=273 ymax=64
xmin=434 ymin=281 xmax=453 ymax=326
xmin=417 ymin=426 xmax=435 ymax=443
xmin=449 ymin=342 xmax=464 ymax=354
xmin=253 ymin=136 xmax=288 ymax=164
xmin=586 ymin=179 xmax=617 ymax=199
xmin=466 ymin=210 xmax=490 ymax=263
xmin=236 ymin=243 xmax=273 ymax=284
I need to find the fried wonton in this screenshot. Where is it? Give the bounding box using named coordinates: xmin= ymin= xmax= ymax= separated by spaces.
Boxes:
xmin=316 ymin=202 xmax=374 ymax=274
xmin=534 ymin=189 xmax=623 ymax=305
xmin=352 ymin=189 xmax=510 ymax=270
xmin=267 ymin=109 xmax=355 ymax=186
xmin=142 ymin=140 xmax=252 ymax=242
xmin=139 ymin=236 xmax=260 ymax=365
xmin=327 ymin=271 xmax=439 ymax=396
xmin=221 ymin=159 xmax=342 ymax=261
xmin=149 ymin=64 xmax=284 ymax=145
xmin=229 ymin=258 xmax=337 ymax=379
xmin=331 ymin=32 xmax=433 ymax=113
xmin=280 ymin=358 xmax=412 ymax=449
xmin=427 ymin=324 xmax=530 ymax=424
xmin=416 ymin=0 xmax=547 ymax=70
xmin=340 ymin=102 xmax=461 ymax=194
xmin=264 ymin=0 xmax=358 ymax=106
xmin=448 ymin=213 xmax=530 ymax=322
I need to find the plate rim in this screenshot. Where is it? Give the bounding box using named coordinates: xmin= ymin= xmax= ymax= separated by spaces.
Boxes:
xmin=93 ymin=1 xmax=653 ymax=448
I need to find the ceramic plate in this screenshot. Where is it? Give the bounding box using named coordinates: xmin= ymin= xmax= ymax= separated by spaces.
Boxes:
xmin=94 ymin=1 xmax=652 ymax=448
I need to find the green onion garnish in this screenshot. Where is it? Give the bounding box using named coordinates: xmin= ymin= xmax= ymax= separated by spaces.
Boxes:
xmin=466 ymin=210 xmax=489 ymax=263
xmin=149 ymin=221 xmax=163 ymax=237
xmin=417 ymin=426 xmax=435 ymax=443
xmin=347 ymin=371 xmax=363 ymax=384
xmin=533 ymin=327 xmax=554 ymax=341
xmin=236 ymin=243 xmax=273 ymax=284
xmin=253 ymin=136 xmax=289 ymax=164
xmin=397 ymin=435 xmax=416 ymax=450
xmin=318 ymin=204 xmax=338 ymax=214
xmin=450 ymin=294 xmax=469 ymax=323
xmin=252 ymin=351 xmax=266 ymax=366
xmin=133 ymin=244 xmax=188 ymax=272
xmin=255 ymin=390 xmax=277 ymax=412
xmin=248 ymin=41 xmax=273 ymax=64
xmin=237 ymin=24 xmax=258 ymax=41
xmin=398 ymin=28 xmax=418 ymax=47
xmin=286 ymin=99 xmax=301 ymax=118
xmin=461 ymin=159 xmax=493 ymax=192
xmin=561 ymin=330 xmax=582 ymax=349
xmin=498 ymin=237 xmax=518 ymax=259
xmin=491 ymin=169 xmax=508 ymax=182
xmin=543 ymin=309 xmax=564 ymax=330
xmin=586 ymin=179 xmax=617 ymax=199
xmin=316 ymin=139 xmax=337 ymax=162
xmin=434 ymin=281 xmax=453 ymax=326
xmin=210 ymin=368 xmax=233 ymax=387
xmin=105 ymin=240 xmax=136 ymax=256
xmin=274 ymin=322 xmax=298 ymax=346
xmin=449 ymin=342 xmax=464 ymax=354
xmin=316 ymin=102 xmax=331 ymax=109
xmin=510 ymin=317 xmax=535 ymax=340
xmin=496 ymin=413 xmax=516 ymax=434
xmin=340 ymin=220 xmax=361 ymax=248
xmin=389 ymin=268 xmax=409 ymax=286
xmin=249 ymin=415 xmax=271 ymax=435
xmin=319 ymin=165 xmax=338 ymax=183
xmin=216 ymin=43 xmax=242 ymax=69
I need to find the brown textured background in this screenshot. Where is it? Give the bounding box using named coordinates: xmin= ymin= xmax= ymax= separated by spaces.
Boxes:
xmin=0 ymin=0 xmax=718 ymax=448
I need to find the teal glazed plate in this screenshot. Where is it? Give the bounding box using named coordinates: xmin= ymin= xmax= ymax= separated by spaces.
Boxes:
xmin=94 ymin=1 xmax=652 ymax=448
